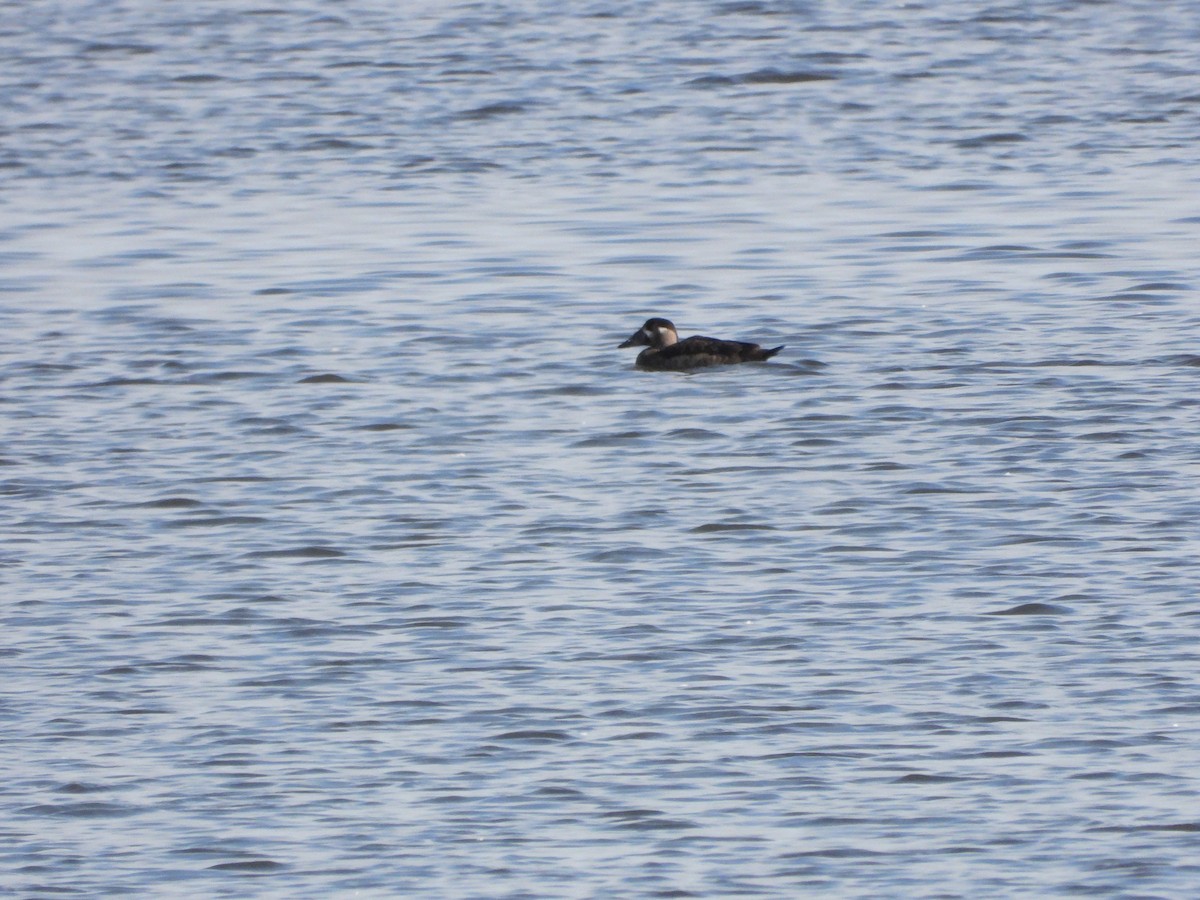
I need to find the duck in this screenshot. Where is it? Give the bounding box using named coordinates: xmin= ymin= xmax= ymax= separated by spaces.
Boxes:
xmin=618 ymin=317 xmax=784 ymax=371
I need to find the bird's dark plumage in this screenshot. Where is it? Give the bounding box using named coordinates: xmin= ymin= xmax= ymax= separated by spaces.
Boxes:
xmin=618 ymin=318 xmax=783 ymax=371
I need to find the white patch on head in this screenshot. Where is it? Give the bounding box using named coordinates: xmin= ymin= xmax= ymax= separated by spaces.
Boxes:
xmin=654 ymin=324 xmax=677 ymax=346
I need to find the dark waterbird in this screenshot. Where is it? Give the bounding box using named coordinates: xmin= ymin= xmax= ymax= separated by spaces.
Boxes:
xmin=618 ymin=317 xmax=784 ymax=371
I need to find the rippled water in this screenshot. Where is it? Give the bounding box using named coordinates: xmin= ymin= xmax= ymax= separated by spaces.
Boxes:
xmin=4 ymin=1 xmax=1200 ymax=896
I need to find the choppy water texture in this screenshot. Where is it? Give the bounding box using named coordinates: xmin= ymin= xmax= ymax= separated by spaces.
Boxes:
xmin=4 ymin=1 xmax=1200 ymax=896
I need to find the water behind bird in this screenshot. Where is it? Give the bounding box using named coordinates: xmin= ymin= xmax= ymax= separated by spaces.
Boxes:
xmin=3 ymin=1 xmax=1200 ymax=896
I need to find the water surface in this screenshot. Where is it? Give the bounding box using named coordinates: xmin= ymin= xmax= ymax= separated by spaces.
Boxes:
xmin=3 ymin=1 xmax=1200 ymax=896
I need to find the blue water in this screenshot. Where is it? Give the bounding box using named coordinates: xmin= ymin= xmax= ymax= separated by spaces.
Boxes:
xmin=3 ymin=1 xmax=1200 ymax=896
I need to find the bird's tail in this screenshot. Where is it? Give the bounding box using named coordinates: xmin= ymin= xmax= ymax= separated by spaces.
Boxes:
xmin=757 ymin=345 xmax=785 ymax=361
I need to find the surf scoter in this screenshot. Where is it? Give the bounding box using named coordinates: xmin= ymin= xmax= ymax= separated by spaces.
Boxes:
xmin=618 ymin=317 xmax=784 ymax=371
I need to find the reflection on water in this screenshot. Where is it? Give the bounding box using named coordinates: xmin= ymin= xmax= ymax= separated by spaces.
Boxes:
xmin=3 ymin=0 xmax=1200 ymax=896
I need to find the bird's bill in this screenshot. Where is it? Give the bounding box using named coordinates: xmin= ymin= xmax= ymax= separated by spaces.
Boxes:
xmin=618 ymin=329 xmax=649 ymax=348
